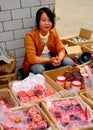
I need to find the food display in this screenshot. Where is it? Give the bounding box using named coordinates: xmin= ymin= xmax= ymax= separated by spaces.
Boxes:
xmin=9 ymin=74 xmax=56 ymax=105
xmin=59 ymin=67 xmax=84 ymax=90
xmin=0 ymin=104 xmax=53 ymax=130
xmin=41 ymin=96 xmax=93 ymax=130
xmin=17 ymin=84 xmax=56 ymax=103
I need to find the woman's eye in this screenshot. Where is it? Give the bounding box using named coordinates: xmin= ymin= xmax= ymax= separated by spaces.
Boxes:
xmin=41 ymin=19 xmax=46 ymax=21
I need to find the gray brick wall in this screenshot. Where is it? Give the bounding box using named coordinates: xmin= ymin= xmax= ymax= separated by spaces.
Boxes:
xmin=0 ymin=0 xmax=55 ymax=78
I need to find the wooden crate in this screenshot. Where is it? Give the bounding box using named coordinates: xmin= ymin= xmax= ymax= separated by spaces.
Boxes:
xmin=62 ymin=28 xmax=92 ymax=47
xmin=41 ymin=95 xmax=93 ymax=130
xmin=1 ymin=104 xmax=56 ymax=130
xmin=80 ymin=90 xmax=93 ymax=109
xmin=82 ymin=42 xmax=93 ymax=53
xmin=0 ymin=73 xmax=16 ymax=89
xmin=0 ymin=50 xmax=15 ymax=75
xmin=0 ymin=88 xmax=19 ymax=108
xmin=43 ymin=65 xmax=85 ymax=90
xmin=9 ymin=77 xmax=58 ymax=106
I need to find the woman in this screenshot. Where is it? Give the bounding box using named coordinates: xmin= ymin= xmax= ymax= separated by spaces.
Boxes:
xmin=22 ymin=7 xmax=74 ymax=76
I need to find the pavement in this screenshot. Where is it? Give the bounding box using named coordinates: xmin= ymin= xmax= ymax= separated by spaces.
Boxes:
xmin=55 ymin=0 xmax=93 ymax=40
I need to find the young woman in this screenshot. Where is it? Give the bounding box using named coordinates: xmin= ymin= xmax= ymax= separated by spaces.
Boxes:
xmin=22 ymin=7 xmax=74 ymax=76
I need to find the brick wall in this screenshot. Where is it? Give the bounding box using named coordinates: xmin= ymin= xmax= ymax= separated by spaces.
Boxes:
xmin=0 ymin=0 xmax=55 ymax=78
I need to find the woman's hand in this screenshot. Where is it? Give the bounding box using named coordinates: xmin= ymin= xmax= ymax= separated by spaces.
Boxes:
xmin=51 ymin=56 xmax=62 ymax=66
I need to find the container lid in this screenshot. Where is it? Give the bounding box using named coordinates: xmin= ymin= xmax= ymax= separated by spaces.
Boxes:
xmin=56 ymin=76 xmax=66 ymax=82
xmin=71 ymin=80 xmax=82 ymax=87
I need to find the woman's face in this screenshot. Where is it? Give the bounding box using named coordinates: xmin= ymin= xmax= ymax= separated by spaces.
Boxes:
xmin=39 ymin=12 xmax=53 ymax=35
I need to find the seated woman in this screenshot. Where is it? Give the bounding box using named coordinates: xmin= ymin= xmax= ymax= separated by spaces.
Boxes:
xmin=22 ymin=7 xmax=74 ymax=76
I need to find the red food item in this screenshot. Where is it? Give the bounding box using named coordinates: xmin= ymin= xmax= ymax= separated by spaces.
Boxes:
xmin=6 ymin=128 xmax=14 ymax=130
xmin=28 ymin=122 xmax=37 ymax=129
xmin=17 ymin=91 xmax=27 ymax=97
xmin=2 ymin=124 xmax=9 ymax=129
xmin=34 ymin=89 xmax=43 ymax=96
xmin=37 ymin=120 xmax=48 ymax=129
xmin=6 ymin=103 xmax=13 ymax=108
xmin=15 ymin=128 xmax=23 ymax=130
xmin=20 ymin=96 xmax=30 ymax=103
xmin=28 ymin=107 xmax=38 ymax=115
xmin=27 ymin=90 xmax=34 ymax=97
xmin=38 ymin=94 xmax=45 ymax=99
xmin=53 ymin=100 xmax=63 ymax=107
xmin=34 ymin=84 xmax=43 ymax=90
xmin=32 ymin=114 xmax=42 ymax=122
xmin=23 ymin=112 xmax=29 ymax=118
xmin=54 ymin=106 xmax=62 ymax=113
xmin=44 ymin=86 xmax=51 ymax=91
xmin=56 ymin=118 xmax=62 ymax=124
xmin=61 ymin=115 xmax=70 ymax=123
xmin=29 ymin=96 xmax=38 ymax=101
xmin=0 ymin=100 xmax=5 ymax=105
xmin=46 ymin=90 xmax=55 ymax=96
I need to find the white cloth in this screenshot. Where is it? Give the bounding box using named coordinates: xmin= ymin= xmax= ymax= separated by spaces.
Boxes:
xmin=39 ymin=32 xmax=51 ymax=58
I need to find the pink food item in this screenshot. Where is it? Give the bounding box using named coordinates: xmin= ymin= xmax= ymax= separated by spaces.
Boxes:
xmin=34 ymin=84 xmax=43 ymax=90
xmin=27 ymin=90 xmax=34 ymax=97
xmin=37 ymin=120 xmax=48 ymax=129
xmin=32 ymin=114 xmax=42 ymax=122
xmin=29 ymin=96 xmax=38 ymax=101
xmin=20 ymin=96 xmax=30 ymax=103
xmin=27 ymin=107 xmax=38 ymax=116
xmin=28 ymin=122 xmax=37 ymax=129
xmin=17 ymin=91 xmax=27 ymax=97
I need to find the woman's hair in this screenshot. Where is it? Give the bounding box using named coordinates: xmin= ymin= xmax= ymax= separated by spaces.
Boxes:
xmin=36 ymin=7 xmax=55 ymax=29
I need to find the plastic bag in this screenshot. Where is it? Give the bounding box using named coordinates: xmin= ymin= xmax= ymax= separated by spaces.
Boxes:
xmin=0 ymin=103 xmax=28 ymax=129
xmin=83 ymin=65 xmax=93 ymax=100
xmin=45 ymin=91 xmax=93 ymax=130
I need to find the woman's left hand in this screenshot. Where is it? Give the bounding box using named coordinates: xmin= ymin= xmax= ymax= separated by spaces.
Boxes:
xmin=52 ymin=56 xmax=62 ymax=66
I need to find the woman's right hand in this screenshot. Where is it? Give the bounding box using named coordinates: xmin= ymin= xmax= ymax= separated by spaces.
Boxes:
xmin=50 ymin=57 xmax=61 ymax=66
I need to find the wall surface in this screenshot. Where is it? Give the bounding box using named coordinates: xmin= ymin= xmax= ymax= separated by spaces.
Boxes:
xmin=0 ymin=0 xmax=55 ymax=78
xmin=55 ymin=0 xmax=93 ymax=39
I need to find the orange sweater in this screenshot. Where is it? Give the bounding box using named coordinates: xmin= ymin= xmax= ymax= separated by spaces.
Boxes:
xmin=22 ymin=28 xmax=65 ymax=74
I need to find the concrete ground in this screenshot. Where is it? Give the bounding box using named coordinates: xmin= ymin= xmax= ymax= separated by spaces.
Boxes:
xmin=55 ymin=0 xmax=93 ymax=40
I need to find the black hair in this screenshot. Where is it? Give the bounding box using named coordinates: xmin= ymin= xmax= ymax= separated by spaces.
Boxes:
xmin=36 ymin=7 xmax=55 ymax=29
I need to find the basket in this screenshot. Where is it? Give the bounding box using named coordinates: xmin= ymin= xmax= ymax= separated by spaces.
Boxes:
xmin=62 ymin=28 xmax=92 ymax=47
xmin=0 ymin=104 xmax=56 ymax=130
xmin=0 ymin=88 xmax=19 ymax=108
xmin=41 ymin=95 xmax=93 ymax=130
xmin=9 ymin=77 xmax=57 ymax=106
xmin=0 ymin=73 xmax=16 ymax=89
xmin=80 ymin=90 xmax=93 ymax=109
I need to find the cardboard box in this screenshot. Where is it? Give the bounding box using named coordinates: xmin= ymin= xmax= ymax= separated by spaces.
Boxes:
xmin=0 ymin=88 xmax=19 ymax=107
xmin=80 ymin=90 xmax=93 ymax=109
xmin=0 ymin=50 xmax=15 ymax=76
xmin=41 ymin=95 xmax=93 ymax=130
xmin=43 ymin=66 xmax=71 ymax=91
xmin=64 ymin=45 xmax=91 ymax=66
xmin=82 ymin=42 xmax=93 ymax=53
xmin=0 ymin=73 xmax=17 ymax=88
xmin=1 ymin=104 xmax=56 ymax=130
xmin=62 ymin=38 xmax=76 ymax=47
xmin=9 ymin=77 xmax=58 ymax=106
xmin=65 ymin=45 xmax=82 ymax=56
xmin=43 ymin=66 xmax=85 ymax=90
xmin=62 ymin=28 xmax=92 ymax=47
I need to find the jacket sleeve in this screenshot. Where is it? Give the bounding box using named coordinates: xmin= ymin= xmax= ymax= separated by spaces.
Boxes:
xmin=25 ymin=32 xmax=36 ymax=64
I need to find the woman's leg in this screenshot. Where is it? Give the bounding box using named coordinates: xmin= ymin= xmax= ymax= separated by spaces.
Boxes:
xmin=30 ymin=64 xmax=45 ymax=74
xmin=61 ymin=56 xmax=74 ymax=66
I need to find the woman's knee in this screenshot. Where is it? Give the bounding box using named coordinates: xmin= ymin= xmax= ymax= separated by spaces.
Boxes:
xmin=62 ymin=57 xmax=74 ymax=66
xmin=30 ymin=64 xmax=45 ymax=74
